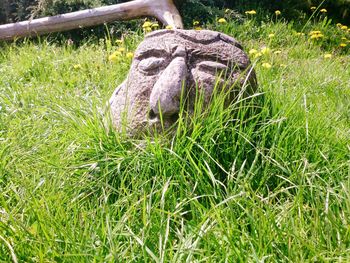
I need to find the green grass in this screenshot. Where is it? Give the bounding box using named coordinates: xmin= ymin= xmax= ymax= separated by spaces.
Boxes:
xmin=0 ymin=14 xmax=350 ymax=262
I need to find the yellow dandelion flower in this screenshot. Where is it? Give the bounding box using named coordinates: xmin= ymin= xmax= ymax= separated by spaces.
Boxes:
xmin=194 ymin=26 xmax=202 ymax=31
xmin=310 ymin=35 xmax=318 ymax=39
xmin=340 ymin=43 xmax=347 ymax=48
xmin=73 ymin=64 xmax=82 ymax=69
xmin=275 ymin=10 xmax=281 ymax=16
xmin=108 ymin=55 xmax=117 ymax=62
xmin=261 ymin=47 xmax=271 ymax=55
xmin=249 ymin=49 xmax=258 ymax=55
xmin=166 ymin=25 xmax=173 ymax=30
xmin=142 ymin=21 xmax=153 ymax=28
xmin=341 ymin=25 xmax=348 ymax=30
xmin=310 ymin=6 xmax=317 ymax=11
xmin=193 ymin=20 xmax=200 ymax=26
xmin=115 ymin=39 xmax=123 ymax=45
xmin=320 ymin=9 xmax=327 ymax=13
xmin=126 ymin=52 xmax=134 ymax=59
xmin=310 ymin=34 xmax=324 ymax=39
xmin=245 ymin=10 xmax=257 ymax=15
xmin=309 ymin=30 xmax=322 ymax=35
xmin=109 ymin=51 xmax=122 ymax=62
xmin=254 ymin=52 xmax=263 ymax=59
xmin=336 ymin=23 xmax=342 ymax=28
xmin=262 ymin=62 xmax=272 ymax=69
xmin=324 ymin=54 xmax=332 ymax=59
xmin=218 ymin=18 xmax=227 ymax=24
xmin=113 ymin=51 xmax=123 ymax=56
xmin=152 ymin=23 xmax=159 ymax=29
xmin=268 ymin=33 xmax=275 ymax=38
xmin=118 ymin=47 xmax=126 ymax=53
xmin=309 ymin=31 xmax=324 ymax=40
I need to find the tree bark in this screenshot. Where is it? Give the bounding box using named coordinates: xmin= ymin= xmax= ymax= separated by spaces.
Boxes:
xmin=0 ymin=0 xmax=183 ymax=41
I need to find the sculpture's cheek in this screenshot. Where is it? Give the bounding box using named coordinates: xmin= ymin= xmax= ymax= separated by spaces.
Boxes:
xmin=190 ymin=68 xmax=228 ymax=102
xmin=109 ymin=70 xmax=158 ymax=131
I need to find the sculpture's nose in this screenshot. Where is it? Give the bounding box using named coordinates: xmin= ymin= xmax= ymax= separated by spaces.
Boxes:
xmin=149 ymin=55 xmax=188 ymax=118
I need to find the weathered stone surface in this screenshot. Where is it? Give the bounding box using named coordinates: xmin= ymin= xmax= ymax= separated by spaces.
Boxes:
xmin=109 ymin=29 xmax=257 ymax=135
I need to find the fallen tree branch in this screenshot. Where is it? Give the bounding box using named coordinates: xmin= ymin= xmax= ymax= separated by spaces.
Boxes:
xmin=0 ymin=0 xmax=183 ymax=41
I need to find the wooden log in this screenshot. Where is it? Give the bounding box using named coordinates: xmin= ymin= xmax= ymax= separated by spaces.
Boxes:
xmin=0 ymin=0 xmax=183 ymax=41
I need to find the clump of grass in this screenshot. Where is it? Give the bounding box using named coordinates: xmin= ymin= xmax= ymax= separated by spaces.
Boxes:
xmin=0 ymin=11 xmax=350 ymax=262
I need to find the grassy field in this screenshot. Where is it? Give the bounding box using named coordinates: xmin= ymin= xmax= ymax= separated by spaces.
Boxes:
xmin=1 ymin=10 xmax=350 ymax=262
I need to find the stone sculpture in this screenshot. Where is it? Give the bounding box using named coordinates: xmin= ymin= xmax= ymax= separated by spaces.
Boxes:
xmin=109 ymin=29 xmax=257 ymax=135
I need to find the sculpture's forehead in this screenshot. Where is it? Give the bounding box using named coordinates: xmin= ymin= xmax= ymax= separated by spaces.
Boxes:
xmin=135 ymin=30 xmax=241 ymax=60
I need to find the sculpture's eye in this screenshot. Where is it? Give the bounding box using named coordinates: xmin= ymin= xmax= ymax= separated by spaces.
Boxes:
xmin=138 ymin=57 xmax=165 ymax=73
xmin=197 ymin=61 xmax=228 ymax=72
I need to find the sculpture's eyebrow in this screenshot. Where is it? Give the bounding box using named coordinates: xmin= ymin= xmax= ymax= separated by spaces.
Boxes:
xmin=189 ymin=49 xmax=248 ymax=69
xmin=190 ymin=53 xmax=248 ymax=72
xmin=189 ymin=51 xmax=231 ymax=65
xmin=135 ymin=48 xmax=171 ymax=60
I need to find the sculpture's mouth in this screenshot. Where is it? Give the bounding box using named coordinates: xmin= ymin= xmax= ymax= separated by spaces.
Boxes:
xmin=146 ymin=109 xmax=180 ymax=129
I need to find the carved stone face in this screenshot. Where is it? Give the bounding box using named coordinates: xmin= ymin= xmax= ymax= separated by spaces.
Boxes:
xmin=110 ymin=29 xmax=257 ymax=134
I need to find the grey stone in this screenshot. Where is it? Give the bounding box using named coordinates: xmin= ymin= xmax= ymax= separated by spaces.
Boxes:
xmin=109 ymin=29 xmax=257 ymax=135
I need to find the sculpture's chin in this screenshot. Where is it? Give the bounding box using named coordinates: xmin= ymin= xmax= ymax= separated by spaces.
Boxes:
xmin=127 ymin=117 xmax=178 ymax=137
xmin=146 ymin=116 xmax=179 ymax=134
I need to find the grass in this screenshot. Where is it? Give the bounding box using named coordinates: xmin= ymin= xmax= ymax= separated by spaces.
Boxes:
xmin=0 ymin=12 xmax=350 ymax=262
